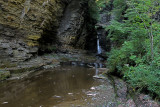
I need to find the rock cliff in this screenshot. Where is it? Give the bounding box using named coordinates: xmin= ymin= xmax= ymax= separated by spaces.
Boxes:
xmin=0 ymin=0 xmax=96 ymax=68
xmin=57 ymin=0 xmax=95 ymax=51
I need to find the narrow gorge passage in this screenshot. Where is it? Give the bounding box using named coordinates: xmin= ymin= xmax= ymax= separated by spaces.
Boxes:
xmin=0 ymin=0 xmax=159 ymax=107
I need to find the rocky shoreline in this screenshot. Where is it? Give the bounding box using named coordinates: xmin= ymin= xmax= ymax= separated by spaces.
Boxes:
xmin=0 ymin=49 xmax=98 ymax=81
xmin=0 ymin=50 xmax=159 ymax=106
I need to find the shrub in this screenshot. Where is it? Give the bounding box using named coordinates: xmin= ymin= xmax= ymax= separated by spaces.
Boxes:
xmin=124 ymin=64 xmax=160 ymax=98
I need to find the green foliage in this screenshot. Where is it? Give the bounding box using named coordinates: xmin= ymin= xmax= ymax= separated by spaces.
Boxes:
xmin=105 ymin=0 xmax=160 ymax=98
xmin=112 ymin=0 xmax=127 ymax=21
xmin=88 ymin=0 xmax=110 ymax=21
xmin=124 ymin=65 xmax=160 ymax=98
xmin=96 ymin=0 xmax=110 ymax=8
xmin=88 ymin=0 xmax=100 ymax=21
xmin=106 ymin=20 xmax=129 ymax=46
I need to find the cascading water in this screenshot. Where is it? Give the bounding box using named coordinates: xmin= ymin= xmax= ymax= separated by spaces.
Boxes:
xmin=99 ymin=63 xmax=103 ymax=68
xmin=93 ymin=32 xmax=103 ymax=77
xmin=94 ymin=63 xmax=103 ymax=77
xmin=97 ymin=33 xmax=102 ymax=55
xmin=94 ymin=63 xmax=98 ymax=76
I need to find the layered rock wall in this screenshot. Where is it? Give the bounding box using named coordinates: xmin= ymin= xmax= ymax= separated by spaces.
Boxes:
xmin=0 ymin=0 xmax=97 ymax=68
xmin=0 ymin=0 xmax=70 ymax=67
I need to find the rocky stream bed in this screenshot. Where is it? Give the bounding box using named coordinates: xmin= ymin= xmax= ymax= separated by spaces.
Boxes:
xmin=0 ymin=51 xmax=159 ymax=107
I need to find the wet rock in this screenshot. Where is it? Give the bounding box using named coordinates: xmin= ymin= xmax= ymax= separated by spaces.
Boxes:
xmin=114 ymin=77 xmax=127 ymax=101
xmin=2 ymin=102 xmax=8 ymax=104
xmin=98 ymin=68 xmax=109 ymax=73
xmin=135 ymin=94 xmax=160 ymax=107
xmin=93 ymin=74 xmax=107 ymax=79
xmin=71 ymin=62 xmax=77 ymax=66
xmin=53 ymin=95 xmax=62 ymax=98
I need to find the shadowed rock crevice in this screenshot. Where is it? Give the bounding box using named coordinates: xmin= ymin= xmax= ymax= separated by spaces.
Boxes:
xmin=57 ymin=0 xmax=96 ymax=51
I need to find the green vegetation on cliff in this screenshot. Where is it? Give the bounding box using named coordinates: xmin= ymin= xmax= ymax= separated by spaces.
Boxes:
xmin=89 ymin=0 xmax=110 ymax=21
xmin=95 ymin=0 xmax=160 ymax=99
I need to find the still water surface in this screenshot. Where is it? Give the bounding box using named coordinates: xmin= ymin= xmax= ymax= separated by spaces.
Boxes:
xmin=0 ymin=66 xmax=103 ymax=107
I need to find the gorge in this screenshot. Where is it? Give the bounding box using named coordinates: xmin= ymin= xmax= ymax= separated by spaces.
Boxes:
xmin=0 ymin=0 xmax=159 ymax=107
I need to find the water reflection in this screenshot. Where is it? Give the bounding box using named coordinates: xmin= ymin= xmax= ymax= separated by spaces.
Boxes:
xmin=0 ymin=66 xmax=101 ymax=107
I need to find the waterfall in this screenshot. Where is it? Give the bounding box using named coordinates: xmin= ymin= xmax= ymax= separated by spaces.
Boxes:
xmin=93 ymin=32 xmax=103 ymax=78
xmin=97 ymin=34 xmax=102 ymax=55
xmin=94 ymin=63 xmax=98 ymax=76
xmin=99 ymin=63 xmax=103 ymax=68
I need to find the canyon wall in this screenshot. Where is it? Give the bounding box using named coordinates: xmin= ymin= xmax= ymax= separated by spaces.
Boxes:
xmin=0 ymin=0 xmax=96 ymax=68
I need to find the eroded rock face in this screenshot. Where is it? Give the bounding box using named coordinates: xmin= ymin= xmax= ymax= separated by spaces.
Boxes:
xmin=0 ymin=0 xmax=70 ymax=67
xmin=0 ymin=0 xmax=96 ymax=67
xmin=57 ymin=0 xmax=95 ymax=51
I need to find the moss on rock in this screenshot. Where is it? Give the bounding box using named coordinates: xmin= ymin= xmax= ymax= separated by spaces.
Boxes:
xmin=0 ymin=0 xmax=69 ymax=64
xmin=0 ymin=70 xmax=10 ymax=80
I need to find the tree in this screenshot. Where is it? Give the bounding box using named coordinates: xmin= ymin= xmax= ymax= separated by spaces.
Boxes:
xmin=105 ymin=0 xmax=160 ymax=98
xmin=126 ymin=0 xmax=160 ymax=61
